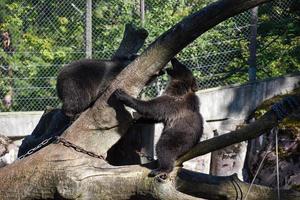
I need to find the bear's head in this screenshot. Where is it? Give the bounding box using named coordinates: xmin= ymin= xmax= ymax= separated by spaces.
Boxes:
xmin=164 ymin=58 xmax=198 ymax=96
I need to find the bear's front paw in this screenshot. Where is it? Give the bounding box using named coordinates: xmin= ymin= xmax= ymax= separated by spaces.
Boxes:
xmin=114 ymin=89 xmax=128 ymax=101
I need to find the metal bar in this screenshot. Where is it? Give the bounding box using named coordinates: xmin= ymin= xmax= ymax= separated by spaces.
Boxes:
xmin=140 ymin=0 xmax=145 ymax=26
xmin=248 ymin=6 xmax=258 ymax=81
xmin=85 ymin=0 xmax=92 ymax=58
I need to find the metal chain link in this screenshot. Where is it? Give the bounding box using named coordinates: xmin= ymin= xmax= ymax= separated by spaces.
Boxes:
xmin=18 ymin=136 xmax=54 ymax=160
xmin=18 ymin=136 xmax=106 ymax=160
xmin=18 ymin=135 xmax=152 ymax=162
xmin=55 ymin=137 xmax=105 ymax=160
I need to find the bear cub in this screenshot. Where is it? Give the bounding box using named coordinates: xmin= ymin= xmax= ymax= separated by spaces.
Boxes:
xmin=115 ymin=58 xmax=203 ymax=177
xmin=56 ymin=57 xmax=133 ymax=118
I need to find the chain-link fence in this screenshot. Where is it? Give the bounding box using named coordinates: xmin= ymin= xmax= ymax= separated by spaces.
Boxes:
xmin=0 ymin=0 xmax=298 ymax=111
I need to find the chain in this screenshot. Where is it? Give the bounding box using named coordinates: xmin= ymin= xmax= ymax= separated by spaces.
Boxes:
xmin=18 ymin=136 xmax=54 ymax=160
xmin=55 ymin=137 xmax=105 ymax=160
xmin=18 ymin=136 xmax=105 ymax=160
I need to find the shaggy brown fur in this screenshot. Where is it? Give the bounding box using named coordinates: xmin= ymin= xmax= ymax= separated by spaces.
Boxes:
xmin=115 ymin=58 xmax=203 ymax=176
xmin=56 ymin=57 xmax=132 ymax=118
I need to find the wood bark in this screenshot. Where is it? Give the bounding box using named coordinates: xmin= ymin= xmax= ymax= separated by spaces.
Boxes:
xmin=176 ymin=169 xmax=300 ymax=200
xmin=0 ymin=134 xmax=11 ymax=157
xmin=1 ymin=1 xmax=298 ymax=200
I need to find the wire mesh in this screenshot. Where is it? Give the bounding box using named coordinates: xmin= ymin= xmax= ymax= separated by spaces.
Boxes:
xmin=0 ymin=0 xmax=298 ymax=111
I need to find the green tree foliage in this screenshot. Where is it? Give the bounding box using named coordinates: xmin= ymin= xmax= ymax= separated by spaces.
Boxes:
xmin=256 ymin=1 xmax=300 ymax=78
xmin=0 ymin=0 xmax=299 ymax=111
xmin=0 ymin=0 xmax=85 ymax=111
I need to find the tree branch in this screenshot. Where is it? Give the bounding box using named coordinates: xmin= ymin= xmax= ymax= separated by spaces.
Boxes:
xmin=176 ymin=169 xmax=300 ymax=200
xmin=112 ymin=24 xmax=148 ymax=59
xmin=96 ymin=0 xmax=273 ymax=101
xmin=176 ymin=92 xmax=300 ymax=165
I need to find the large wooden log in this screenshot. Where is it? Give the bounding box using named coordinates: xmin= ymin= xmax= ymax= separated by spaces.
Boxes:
xmin=1 ymin=1 xmax=290 ymax=200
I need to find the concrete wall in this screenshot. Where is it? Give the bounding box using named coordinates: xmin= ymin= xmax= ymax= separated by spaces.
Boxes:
xmin=199 ymin=73 xmax=300 ymax=132
xmin=0 ymin=111 xmax=43 ymax=138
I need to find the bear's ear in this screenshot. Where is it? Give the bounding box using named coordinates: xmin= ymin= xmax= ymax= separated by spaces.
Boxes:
xmin=191 ymin=78 xmax=198 ymax=92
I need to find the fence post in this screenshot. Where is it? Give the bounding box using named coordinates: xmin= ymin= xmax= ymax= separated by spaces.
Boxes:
xmin=248 ymin=6 xmax=258 ymax=82
xmin=85 ymin=0 xmax=92 ymax=59
xmin=140 ymin=0 xmax=145 ymax=27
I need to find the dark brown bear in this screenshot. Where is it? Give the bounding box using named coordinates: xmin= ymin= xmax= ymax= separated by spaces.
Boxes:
xmin=56 ymin=57 xmax=133 ymax=118
xmin=114 ymin=58 xmax=203 ymax=177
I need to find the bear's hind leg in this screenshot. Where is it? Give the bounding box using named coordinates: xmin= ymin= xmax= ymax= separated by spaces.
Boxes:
xmin=150 ymin=130 xmax=194 ymax=178
xmin=149 ymin=133 xmax=178 ymax=177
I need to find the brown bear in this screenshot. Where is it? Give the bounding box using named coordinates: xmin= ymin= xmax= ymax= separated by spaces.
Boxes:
xmin=114 ymin=58 xmax=203 ymax=177
xmin=56 ymin=57 xmax=134 ymax=118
